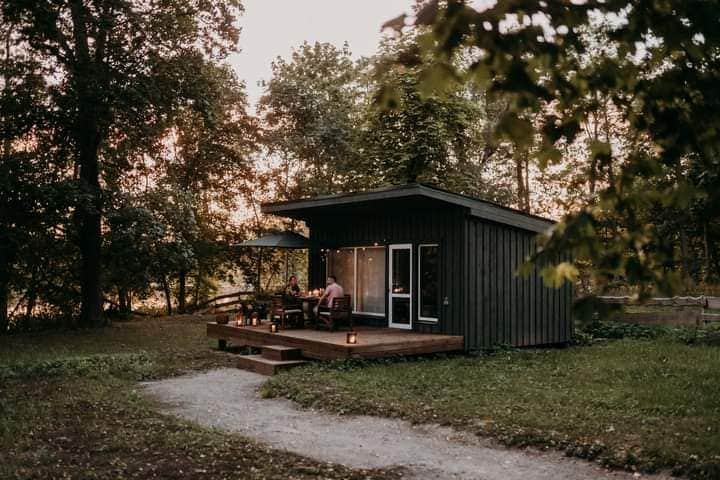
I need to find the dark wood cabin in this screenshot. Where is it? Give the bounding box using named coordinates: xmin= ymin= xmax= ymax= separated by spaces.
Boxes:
xmin=262 ymin=183 xmax=573 ymax=350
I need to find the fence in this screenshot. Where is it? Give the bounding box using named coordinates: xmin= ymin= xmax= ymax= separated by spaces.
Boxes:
xmin=597 ymin=296 xmax=719 ymax=326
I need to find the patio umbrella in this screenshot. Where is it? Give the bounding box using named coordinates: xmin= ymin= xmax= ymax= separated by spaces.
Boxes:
xmin=237 ymin=231 xmax=310 ymax=293
xmin=238 ymin=231 xmax=310 ymax=249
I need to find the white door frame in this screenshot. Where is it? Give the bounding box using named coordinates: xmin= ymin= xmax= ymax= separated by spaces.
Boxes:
xmin=388 ymin=244 xmax=412 ymax=329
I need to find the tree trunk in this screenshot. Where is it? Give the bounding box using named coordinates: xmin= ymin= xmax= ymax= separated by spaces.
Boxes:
xmin=25 ymin=284 xmax=37 ymax=318
xmin=118 ymin=286 xmax=129 ymax=313
xmin=674 ymin=162 xmax=691 ymax=286
xmin=75 ymin=135 xmax=104 ymax=327
xmin=514 ymin=153 xmax=530 ymax=213
xmin=524 ymin=156 xmax=531 ymax=211
xmin=193 ymin=269 xmax=202 ymax=307
xmin=178 ymin=270 xmax=187 ymax=313
xmin=0 ymin=246 xmax=8 ymax=333
xmin=703 ymin=222 xmax=710 ymax=283
xmin=70 ymin=2 xmax=105 ymax=329
xmin=161 ymin=276 xmax=173 ymax=316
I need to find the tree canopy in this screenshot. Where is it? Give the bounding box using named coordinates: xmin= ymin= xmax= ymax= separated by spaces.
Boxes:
xmin=384 ymin=0 xmax=720 ymax=311
xmin=1 ymin=0 xmax=252 ymax=328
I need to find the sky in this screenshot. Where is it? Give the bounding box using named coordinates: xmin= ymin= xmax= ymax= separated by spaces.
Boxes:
xmin=229 ymin=0 xmax=415 ymax=108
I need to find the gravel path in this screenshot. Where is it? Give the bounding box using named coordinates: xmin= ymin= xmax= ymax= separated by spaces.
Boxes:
xmin=143 ymin=369 xmax=670 ymax=480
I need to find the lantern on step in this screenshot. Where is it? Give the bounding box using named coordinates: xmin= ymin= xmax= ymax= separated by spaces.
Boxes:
xmin=346 ymin=331 xmax=358 ymax=345
xmin=269 ymin=322 xmax=278 ymax=333
xmin=251 ymin=312 xmax=260 ymax=327
xmin=235 ymin=313 xmax=244 ymax=327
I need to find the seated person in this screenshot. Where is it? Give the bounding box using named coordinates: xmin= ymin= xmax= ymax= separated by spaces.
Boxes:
xmin=313 ymin=275 xmax=344 ymax=315
xmin=283 ymin=275 xmax=302 ymax=306
xmin=285 ymin=275 xmax=301 ymax=298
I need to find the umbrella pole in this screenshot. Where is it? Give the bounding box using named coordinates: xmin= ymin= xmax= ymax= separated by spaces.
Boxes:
xmin=285 ymin=250 xmax=289 ymax=282
xmin=257 ymin=251 xmax=262 ymax=297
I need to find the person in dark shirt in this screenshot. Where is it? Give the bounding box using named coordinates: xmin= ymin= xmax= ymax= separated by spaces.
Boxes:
xmin=285 ymin=275 xmax=301 ymax=299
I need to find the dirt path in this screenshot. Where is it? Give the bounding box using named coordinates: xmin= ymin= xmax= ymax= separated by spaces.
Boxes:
xmin=143 ymin=369 xmax=669 ymax=480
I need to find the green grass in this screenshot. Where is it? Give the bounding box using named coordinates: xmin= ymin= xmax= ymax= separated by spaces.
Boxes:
xmin=263 ymin=336 xmax=720 ymax=479
xmin=0 ymin=316 xmax=400 ymax=479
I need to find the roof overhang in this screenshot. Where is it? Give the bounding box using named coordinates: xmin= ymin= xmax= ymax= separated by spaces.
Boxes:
xmin=236 ymin=231 xmax=309 ymax=249
xmin=262 ymin=184 xmax=554 ymax=234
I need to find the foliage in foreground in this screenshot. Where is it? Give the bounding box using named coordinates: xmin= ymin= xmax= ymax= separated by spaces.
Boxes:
xmin=0 ymin=317 xmax=399 ymax=480
xmin=391 ymin=0 xmax=720 ymax=308
xmin=264 ymin=332 xmax=720 ymax=479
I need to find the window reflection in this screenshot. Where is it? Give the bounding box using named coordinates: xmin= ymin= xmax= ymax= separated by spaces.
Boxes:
xmin=419 ymin=245 xmax=439 ymax=320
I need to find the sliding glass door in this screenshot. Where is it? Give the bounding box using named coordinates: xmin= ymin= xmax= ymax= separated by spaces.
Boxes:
xmin=388 ymin=244 xmax=412 ymax=329
xmin=327 ymin=247 xmax=385 ymax=316
xmin=356 ymin=247 xmax=385 ymax=314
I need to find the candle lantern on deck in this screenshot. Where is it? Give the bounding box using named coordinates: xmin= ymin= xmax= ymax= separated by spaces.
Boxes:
xmin=269 ymin=322 xmax=279 ymax=333
xmin=251 ymin=312 xmax=260 ymax=327
xmin=234 ymin=312 xmax=244 ymax=327
xmin=346 ymin=331 xmax=358 ymax=345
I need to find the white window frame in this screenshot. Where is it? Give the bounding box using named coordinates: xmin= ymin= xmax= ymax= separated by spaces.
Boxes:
xmin=328 ymin=246 xmax=385 ymax=317
xmin=417 ymin=243 xmax=440 ymax=324
xmin=388 ymin=243 xmax=413 ymax=330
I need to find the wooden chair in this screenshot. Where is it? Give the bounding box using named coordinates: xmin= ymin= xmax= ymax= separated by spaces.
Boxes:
xmin=317 ymin=295 xmax=353 ymax=331
xmin=270 ymin=295 xmax=303 ymax=329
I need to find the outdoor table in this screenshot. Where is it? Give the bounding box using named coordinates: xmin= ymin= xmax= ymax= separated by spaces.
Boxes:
xmin=299 ymin=295 xmax=321 ymax=325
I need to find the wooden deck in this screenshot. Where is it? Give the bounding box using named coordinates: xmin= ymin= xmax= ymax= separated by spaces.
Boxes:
xmin=207 ymin=323 xmax=464 ymax=360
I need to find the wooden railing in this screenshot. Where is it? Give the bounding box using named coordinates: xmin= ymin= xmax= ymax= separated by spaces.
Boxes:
xmin=597 ymin=296 xmax=708 ymax=307
xmin=193 ymin=290 xmax=255 ymax=314
xmin=596 ymin=296 xmax=717 ymax=325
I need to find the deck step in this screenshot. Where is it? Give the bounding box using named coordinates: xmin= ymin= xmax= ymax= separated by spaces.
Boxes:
xmin=261 ymin=345 xmax=303 ymax=361
xmin=236 ymin=354 xmax=307 ymax=376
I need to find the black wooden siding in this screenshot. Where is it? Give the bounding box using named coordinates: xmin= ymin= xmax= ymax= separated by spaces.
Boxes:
xmin=464 ymin=217 xmax=573 ymax=349
xmin=304 ymin=204 xmax=572 ymax=349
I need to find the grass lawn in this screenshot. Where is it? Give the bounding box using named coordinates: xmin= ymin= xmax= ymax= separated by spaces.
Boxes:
xmin=0 ymin=316 xmax=400 ymax=480
xmin=263 ymin=333 xmax=720 ymax=479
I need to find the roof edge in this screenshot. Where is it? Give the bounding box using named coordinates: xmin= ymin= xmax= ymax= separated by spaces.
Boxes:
xmin=261 ymin=183 xmax=555 ymax=234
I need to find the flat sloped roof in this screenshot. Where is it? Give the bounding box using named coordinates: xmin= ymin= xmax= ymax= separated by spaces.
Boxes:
xmin=261 ymin=183 xmax=555 ymax=233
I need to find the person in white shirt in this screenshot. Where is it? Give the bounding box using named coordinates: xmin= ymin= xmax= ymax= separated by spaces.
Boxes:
xmin=314 ymin=275 xmax=344 ymax=315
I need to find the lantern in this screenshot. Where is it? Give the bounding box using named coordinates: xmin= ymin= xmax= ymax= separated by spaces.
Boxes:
xmin=269 ymin=323 xmax=278 ymax=333
xmin=346 ymin=331 xmax=358 ymax=344
xmin=251 ymin=314 xmax=259 ymax=327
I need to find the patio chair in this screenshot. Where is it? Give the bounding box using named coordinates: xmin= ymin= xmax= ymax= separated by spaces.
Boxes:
xmin=317 ymin=294 xmax=353 ymax=331
xmin=270 ymin=295 xmax=303 ymax=329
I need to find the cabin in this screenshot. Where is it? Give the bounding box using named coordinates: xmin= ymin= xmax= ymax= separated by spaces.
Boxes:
xmin=262 ymin=183 xmax=573 ymax=350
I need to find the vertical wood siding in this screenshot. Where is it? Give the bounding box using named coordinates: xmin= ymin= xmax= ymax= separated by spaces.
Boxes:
xmin=464 ymin=217 xmax=573 ymax=349
xmin=305 ymin=206 xmax=572 ymax=348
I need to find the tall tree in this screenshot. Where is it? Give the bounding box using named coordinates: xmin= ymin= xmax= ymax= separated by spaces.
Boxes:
xmin=361 ymin=34 xmax=516 ymax=204
xmin=258 ymin=41 xmax=364 ymax=198
xmin=150 ymin=63 xmax=256 ymax=312
xmin=3 ymin=0 xmax=243 ymax=326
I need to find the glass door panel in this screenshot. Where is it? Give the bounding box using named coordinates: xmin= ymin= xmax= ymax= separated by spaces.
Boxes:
xmin=388 ymin=244 xmax=412 ymax=329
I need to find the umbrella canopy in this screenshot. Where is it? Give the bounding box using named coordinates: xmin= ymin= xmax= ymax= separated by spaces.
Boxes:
xmin=237 ymin=231 xmax=309 ymax=249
